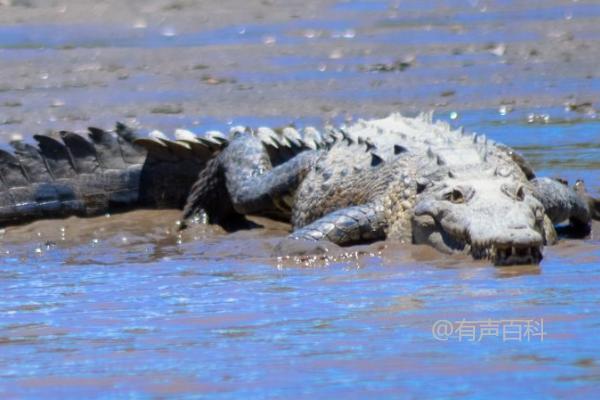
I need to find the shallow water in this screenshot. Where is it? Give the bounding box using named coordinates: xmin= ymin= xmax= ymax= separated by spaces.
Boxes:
xmin=0 ymin=0 xmax=599 ymax=398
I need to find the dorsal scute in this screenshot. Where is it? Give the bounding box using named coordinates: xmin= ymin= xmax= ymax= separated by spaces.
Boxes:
xmin=344 ymin=113 xmax=465 ymax=147
xmin=336 ymin=113 xmax=528 ymax=176
xmin=135 ymin=122 xmax=329 ymax=164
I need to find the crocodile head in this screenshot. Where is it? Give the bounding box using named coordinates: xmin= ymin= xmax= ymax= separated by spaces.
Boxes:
xmin=411 ymin=170 xmax=549 ymax=266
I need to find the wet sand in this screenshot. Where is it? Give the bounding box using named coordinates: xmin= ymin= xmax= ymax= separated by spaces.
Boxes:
xmin=0 ymin=0 xmax=599 ymax=398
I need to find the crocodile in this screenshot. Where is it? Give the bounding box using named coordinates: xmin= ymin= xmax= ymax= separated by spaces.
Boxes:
xmin=0 ymin=113 xmax=597 ymax=265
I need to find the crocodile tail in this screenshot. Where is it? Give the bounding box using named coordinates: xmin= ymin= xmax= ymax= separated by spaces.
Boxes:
xmin=0 ymin=122 xmax=231 ymax=227
xmin=0 ymin=123 xmax=146 ymax=226
xmin=180 ymin=156 xmax=247 ymax=230
xmin=133 ymin=129 xmax=226 ymax=211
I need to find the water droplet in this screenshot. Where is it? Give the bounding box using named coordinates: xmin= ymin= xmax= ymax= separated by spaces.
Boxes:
xmin=318 ymin=64 xmax=327 ymax=72
xmin=161 ymin=27 xmax=177 ymax=37
xmin=498 ymin=105 xmax=512 ymax=116
xmin=238 ymin=27 xmax=246 ymax=35
xmin=489 ymin=43 xmax=506 ymax=57
xmin=450 ymin=111 xmax=458 ymax=120
xmin=329 ymin=49 xmax=343 ymax=59
xmin=344 ymin=30 xmax=356 ymax=39
xmin=133 ymin=19 xmax=147 ymax=29
xmin=303 ymin=29 xmax=317 ymax=39
xmin=262 ymin=36 xmax=276 ymax=46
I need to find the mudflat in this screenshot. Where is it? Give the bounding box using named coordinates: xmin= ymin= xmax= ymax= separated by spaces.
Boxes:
xmin=0 ymin=0 xmax=599 ymax=135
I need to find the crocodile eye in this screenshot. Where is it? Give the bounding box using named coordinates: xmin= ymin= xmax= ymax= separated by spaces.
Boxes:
xmin=516 ymin=186 xmax=525 ymax=201
xmin=444 ymin=189 xmax=465 ymax=204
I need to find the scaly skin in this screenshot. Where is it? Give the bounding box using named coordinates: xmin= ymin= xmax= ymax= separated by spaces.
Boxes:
xmin=194 ymin=114 xmax=597 ymax=266
xmin=0 ymin=123 xmax=205 ymax=226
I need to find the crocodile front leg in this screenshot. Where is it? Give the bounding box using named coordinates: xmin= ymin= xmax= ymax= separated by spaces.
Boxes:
xmin=289 ymin=203 xmax=386 ymax=246
xmin=222 ymin=135 xmax=320 ymax=216
xmin=531 ymin=177 xmax=592 ymax=236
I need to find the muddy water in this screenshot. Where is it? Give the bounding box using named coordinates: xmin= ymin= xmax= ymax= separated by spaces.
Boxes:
xmin=1 ymin=0 xmax=599 ymax=398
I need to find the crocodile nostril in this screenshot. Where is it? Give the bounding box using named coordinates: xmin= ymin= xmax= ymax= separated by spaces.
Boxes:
xmin=509 ymin=224 xmax=528 ymax=230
